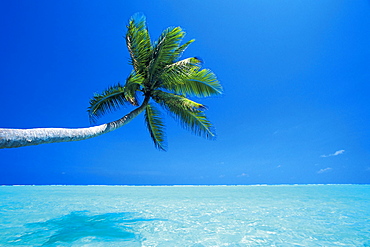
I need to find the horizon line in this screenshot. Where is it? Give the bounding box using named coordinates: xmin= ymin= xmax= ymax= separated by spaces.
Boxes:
xmin=1 ymin=183 xmax=369 ymax=187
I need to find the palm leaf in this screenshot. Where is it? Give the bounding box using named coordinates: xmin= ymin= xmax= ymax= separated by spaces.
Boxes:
xmin=152 ymin=91 xmax=214 ymax=139
xmin=88 ymin=84 xmax=128 ymax=123
xmin=160 ymin=67 xmax=222 ymax=97
xmin=144 ymin=103 xmax=166 ymax=150
xmin=171 ymin=39 xmax=195 ymax=62
xmin=126 ymin=13 xmax=152 ymax=75
xmin=157 ymin=57 xmax=201 ymax=92
xmin=164 ymin=57 xmax=202 ymax=73
xmin=123 ymin=72 xmax=145 ymax=106
xmin=153 ymin=90 xmax=205 ymax=110
xmin=147 ymin=27 xmax=186 ymax=86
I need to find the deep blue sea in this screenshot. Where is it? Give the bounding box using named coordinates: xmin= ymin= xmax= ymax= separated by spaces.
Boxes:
xmin=0 ymin=185 xmax=369 ymax=246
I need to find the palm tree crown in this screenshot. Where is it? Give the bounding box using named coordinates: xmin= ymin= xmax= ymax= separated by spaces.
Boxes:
xmin=88 ymin=13 xmax=223 ymax=150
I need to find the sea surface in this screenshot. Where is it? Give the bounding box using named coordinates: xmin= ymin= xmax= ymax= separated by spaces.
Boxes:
xmin=0 ymin=185 xmax=369 ymax=246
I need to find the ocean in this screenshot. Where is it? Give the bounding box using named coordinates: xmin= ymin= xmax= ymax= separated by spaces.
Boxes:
xmin=0 ymin=185 xmax=369 ymax=246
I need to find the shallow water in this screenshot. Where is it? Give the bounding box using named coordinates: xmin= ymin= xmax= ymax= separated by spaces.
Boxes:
xmin=0 ymin=185 xmax=369 ymax=246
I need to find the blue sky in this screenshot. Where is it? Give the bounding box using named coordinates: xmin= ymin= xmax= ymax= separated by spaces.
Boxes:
xmin=0 ymin=0 xmax=369 ymax=185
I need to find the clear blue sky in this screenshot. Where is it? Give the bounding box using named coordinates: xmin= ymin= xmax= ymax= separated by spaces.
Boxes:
xmin=1 ymin=0 xmax=369 ymax=185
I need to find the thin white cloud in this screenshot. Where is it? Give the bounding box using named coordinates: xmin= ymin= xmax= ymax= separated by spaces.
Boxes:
xmin=320 ymin=150 xmax=345 ymax=158
xmin=333 ymin=150 xmax=345 ymax=156
xmin=237 ymin=173 xmax=249 ymax=177
xmin=317 ymin=167 xmax=333 ymax=174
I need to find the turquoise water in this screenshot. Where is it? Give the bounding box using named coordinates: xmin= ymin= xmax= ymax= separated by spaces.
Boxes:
xmin=0 ymin=185 xmax=369 ymax=246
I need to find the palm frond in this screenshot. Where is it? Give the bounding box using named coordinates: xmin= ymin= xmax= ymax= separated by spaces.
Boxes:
xmin=144 ymin=103 xmax=166 ymax=150
xmin=171 ymin=39 xmax=195 ymax=62
xmin=126 ymin=13 xmax=152 ymax=75
xmin=160 ymin=67 xmax=223 ymax=97
xmin=88 ymin=84 xmax=128 ymax=123
xmin=153 ymin=90 xmax=205 ymax=110
xmin=157 ymin=57 xmax=201 ymax=91
xmin=123 ymin=72 xmax=144 ymax=106
xmin=165 ymin=57 xmax=202 ymax=72
xmin=152 ymin=91 xmax=214 ymax=139
xmin=147 ymin=27 xmax=186 ymax=85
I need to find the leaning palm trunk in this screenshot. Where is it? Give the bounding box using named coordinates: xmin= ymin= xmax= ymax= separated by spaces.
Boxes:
xmin=0 ymin=98 xmax=149 ymax=149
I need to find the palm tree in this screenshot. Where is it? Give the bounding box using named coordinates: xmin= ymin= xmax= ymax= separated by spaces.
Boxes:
xmin=0 ymin=14 xmax=222 ymax=150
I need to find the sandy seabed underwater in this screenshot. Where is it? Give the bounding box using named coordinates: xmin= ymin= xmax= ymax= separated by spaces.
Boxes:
xmin=0 ymin=184 xmax=369 ymax=246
